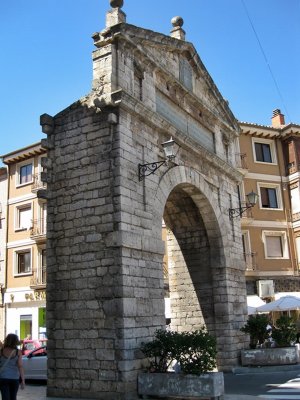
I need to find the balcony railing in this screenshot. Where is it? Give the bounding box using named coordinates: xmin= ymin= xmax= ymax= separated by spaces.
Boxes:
xmin=235 ymin=153 xmax=248 ymax=170
xmin=244 ymin=252 xmax=257 ymax=271
xmin=31 ymin=173 xmax=46 ymax=193
xmin=30 ymin=266 xmax=46 ymax=289
xmin=30 ymin=219 xmax=46 ymax=241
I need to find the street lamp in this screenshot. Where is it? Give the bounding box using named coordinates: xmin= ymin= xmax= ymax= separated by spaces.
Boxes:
xmin=229 ymin=190 xmax=258 ymax=219
xmin=138 ymin=137 xmax=179 ymax=181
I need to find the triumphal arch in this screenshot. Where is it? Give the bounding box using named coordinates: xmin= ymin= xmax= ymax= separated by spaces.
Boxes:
xmin=41 ymin=1 xmax=248 ymax=398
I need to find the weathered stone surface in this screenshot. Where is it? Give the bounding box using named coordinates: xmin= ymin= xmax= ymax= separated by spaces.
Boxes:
xmin=138 ymin=372 xmax=224 ymax=398
xmin=241 ymin=347 xmax=299 ymax=366
xmin=44 ymin=4 xmax=247 ymax=399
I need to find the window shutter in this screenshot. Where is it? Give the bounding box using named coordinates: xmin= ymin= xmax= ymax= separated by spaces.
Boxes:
xmin=19 ymin=207 xmax=31 ymax=229
xmin=266 ymin=236 xmax=283 ymax=257
xmin=260 ymin=188 xmax=269 ymax=207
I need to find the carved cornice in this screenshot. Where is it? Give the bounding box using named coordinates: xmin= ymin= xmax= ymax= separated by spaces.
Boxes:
xmin=92 ymin=24 xmax=239 ymax=136
xmin=104 ymin=89 xmax=242 ymax=183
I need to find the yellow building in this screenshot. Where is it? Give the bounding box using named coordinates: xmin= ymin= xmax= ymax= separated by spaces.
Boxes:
xmin=2 ymin=142 xmax=47 ymax=340
xmin=0 ymin=167 xmax=8 ymax=339
xmin=239 ymin=110 xmax=300 ymax=298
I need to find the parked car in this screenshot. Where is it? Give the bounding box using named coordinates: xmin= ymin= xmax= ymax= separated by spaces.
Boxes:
xmin=21 ymin=339 xmax=47 ymax=355
xmin=22 ymin=346 xmax=47 ymax=380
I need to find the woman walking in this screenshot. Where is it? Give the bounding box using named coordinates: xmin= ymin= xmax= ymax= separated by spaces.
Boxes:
xmin=0 ymin=334 xmax=25 ymax=400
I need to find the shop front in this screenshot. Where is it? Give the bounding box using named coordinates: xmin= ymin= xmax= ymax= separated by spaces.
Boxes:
xmin=4 ymin=288 xmax=46 ymax=340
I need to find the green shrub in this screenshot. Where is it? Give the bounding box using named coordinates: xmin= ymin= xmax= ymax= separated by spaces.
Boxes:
xmin=141 ymin=327 xmax=217 ymax=374
xmin=272 ymin=315 xmax=297 ymax=347
xmin=240 ymin=314 xmax=270 ymax=349
xmin=174 ymin=329 xmax=217 ymax=374
xmin=140 ymin=329 xmax=178 ymax=372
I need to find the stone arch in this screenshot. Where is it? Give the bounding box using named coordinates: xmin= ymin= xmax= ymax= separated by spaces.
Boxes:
xmin=152 ymin=164 xmax=228 ymax=261
xmin=150 ymin=165 xmax=239 ymax=370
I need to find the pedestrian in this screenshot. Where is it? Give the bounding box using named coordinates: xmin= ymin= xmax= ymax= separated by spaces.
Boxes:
xmin=0 ymin=334 xmax=25 ymax=400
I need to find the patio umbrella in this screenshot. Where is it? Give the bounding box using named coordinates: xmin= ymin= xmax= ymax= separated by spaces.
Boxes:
xmin=247 ymin=295 xmax=266 ymax=314
xmin=257 ymin=295 xmax=300 ymax=313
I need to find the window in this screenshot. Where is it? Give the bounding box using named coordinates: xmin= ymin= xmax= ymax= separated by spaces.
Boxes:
xmin=291 ymin=186 xmax=300 ymax=213
xmin=40 ymin=202 xmax=47 ymax=234
xmin=16 ymin=204 xmax=32 ymax=231
xmin=258 ymin=183 xmax=281 ymax=210
xmin=19 ymin=164 xmax=32 ymax=185
xmin=20 ymin=315 xmax=32 ymax=340
xmin=262 ymin=231 xmax=288 ymax=259
xmin=16 ymin=161 xmax=33 ymax=187
xmin=266 ymin=236 xmax=283 ymax=257
xmin=16 ymin=250 xmax=31 ymax=274
xmin=260 ymin=187 xmax=278 ymax=208
xmin=252 ymin=138 xmax=276 ymax=164
xmin=242 ymin=231 xmax=251 ymax=268
xmin=295 ymin=236 xmax=300 ymax=266
xmin=255 ymin=143 xmax=272 ymax=163
xmin=37 ymin=248 xmax=46 ymax=285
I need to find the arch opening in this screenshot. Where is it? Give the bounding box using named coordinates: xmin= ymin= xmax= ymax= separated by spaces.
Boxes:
xmin=163 ymin=183 xmax=224 ymax=336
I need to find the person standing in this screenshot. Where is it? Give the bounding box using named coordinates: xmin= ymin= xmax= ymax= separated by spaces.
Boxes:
xmin=0 ymin=334 xmax=25 ymax=400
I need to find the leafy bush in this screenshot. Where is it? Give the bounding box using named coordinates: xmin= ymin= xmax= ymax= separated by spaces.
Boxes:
xmin=141 ymin=327 xmax=217 ymax=374
xmin=140 ymin=329 xmax=178 ymax=372
xmin=240 ymin=314 xmax=271 ymax=349
xmin=174 ymin=329 xmax=217 ymax=374
xmin=272 ymin=315 xmax=297 ymax=347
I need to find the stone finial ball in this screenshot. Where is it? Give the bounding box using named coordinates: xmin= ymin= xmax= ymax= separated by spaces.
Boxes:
xmin=171 ymin=16 xmax=184 ymax=28
xmin=110 ymin=0 xmax=124 ymax=8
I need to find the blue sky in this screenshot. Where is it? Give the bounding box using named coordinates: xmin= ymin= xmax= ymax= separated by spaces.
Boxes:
xmin=0 ymin=0 xmax=299 ymax=159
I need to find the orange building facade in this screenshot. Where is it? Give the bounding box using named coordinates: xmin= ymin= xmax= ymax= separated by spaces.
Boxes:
xmin=2 ymin=143 xmax=47 ymax=340
xmin=239 ymin=110 xmax=300 ymax=298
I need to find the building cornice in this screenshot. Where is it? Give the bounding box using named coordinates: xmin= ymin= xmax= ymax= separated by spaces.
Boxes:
xmin=244 ymin=172 xmax=288 ymax=183
xmin=2 ymin=142 xmax=46 ymax=165
xmin=241 ymin=219 xmax=290 ymax=228
xmin=239 ymin=122 xmax=300 ymax=139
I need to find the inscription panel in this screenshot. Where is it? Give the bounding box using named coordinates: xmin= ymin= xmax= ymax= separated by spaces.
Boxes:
xmin=156 ymin=92 xmax=215 ymax=153
xmin=179 ymin=58 xmax=193 ymax=91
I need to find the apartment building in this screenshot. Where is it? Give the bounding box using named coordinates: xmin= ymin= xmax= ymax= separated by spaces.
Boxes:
xmin=0 ymin=168 xmax=8 ymax=339
xmin=2 ymin=142 xmax=47 ymax=340
xmin=239 ymin=109 xmax=300 ymax=298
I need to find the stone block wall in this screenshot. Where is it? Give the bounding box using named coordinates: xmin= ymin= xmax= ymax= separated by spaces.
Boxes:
xmin=42 ymin=12 xmax=249 ymax=398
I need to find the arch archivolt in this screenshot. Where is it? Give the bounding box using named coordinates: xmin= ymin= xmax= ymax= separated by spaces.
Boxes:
xmin=151 ymin=164 xmax=230 ymax=266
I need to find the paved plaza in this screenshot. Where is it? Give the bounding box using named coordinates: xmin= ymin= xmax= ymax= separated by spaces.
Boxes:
xmin=18 ymin=382 xmax=265 ymax=400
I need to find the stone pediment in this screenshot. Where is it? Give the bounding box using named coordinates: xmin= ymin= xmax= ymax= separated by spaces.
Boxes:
xmin=93 ymin=22 xmax=239 ymax=133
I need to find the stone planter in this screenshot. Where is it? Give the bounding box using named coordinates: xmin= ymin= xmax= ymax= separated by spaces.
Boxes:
xmin=241 ymin=346 xmax=299 ymax=366
xmin=138 ymin=371 xmax=224 ymax=399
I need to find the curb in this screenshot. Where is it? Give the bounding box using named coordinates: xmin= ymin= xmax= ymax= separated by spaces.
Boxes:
xmin=225 ymin=396 xmax=268 ymax=400
xmin=232 ymin=363 xmax=300 ymax=374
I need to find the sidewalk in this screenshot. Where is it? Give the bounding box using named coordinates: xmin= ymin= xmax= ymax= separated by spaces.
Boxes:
xmin=18 ymin=384 xmax=267 ymax=400
xmin=23 ymin=363 xmax=300 ymax=400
